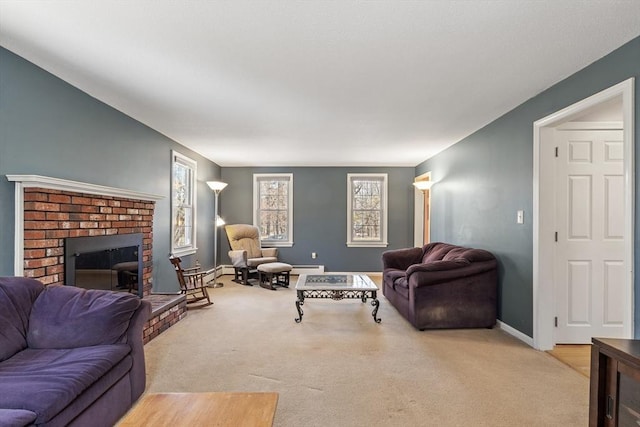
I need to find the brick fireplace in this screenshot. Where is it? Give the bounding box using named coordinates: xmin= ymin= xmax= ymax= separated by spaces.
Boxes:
xmin=7 ymin=175 xmax=185 ymax=343
xmin=21 ymin=188 xmax=154 ymax=295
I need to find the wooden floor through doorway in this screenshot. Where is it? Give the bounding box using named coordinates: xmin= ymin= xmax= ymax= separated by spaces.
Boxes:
xmin=547 ymin=344 xmax=591 ymax=378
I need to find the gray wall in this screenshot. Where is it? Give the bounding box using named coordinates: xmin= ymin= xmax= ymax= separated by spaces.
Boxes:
xmin=0 ymin=47 xmax=222 ymax=292
xmin=416 ymin=36 xmax=640 ymax=337
xmin=220 ymin=167 xmax=416 ymax=272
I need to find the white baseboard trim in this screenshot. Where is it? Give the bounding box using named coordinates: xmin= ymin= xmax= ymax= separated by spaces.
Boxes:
xmin=497 ymin=320 xmax=534 ymax=348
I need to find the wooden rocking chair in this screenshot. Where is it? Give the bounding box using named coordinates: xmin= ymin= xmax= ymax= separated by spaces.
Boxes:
xmin=169 ymin=255 xmax=212 ymax=306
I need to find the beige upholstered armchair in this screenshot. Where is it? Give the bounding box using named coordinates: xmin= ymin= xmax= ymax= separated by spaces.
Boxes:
xmin=224 ymin=224 xmax=278 ymax=285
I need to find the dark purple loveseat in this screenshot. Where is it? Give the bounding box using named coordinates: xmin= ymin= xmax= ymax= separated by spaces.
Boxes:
xmin=0 ymin=277 xmax=151 ymax=427
xmin=382 ymin=242 xmax=497 ymax=330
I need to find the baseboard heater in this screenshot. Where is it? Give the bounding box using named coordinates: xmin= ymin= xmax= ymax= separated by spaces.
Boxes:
xmin=290 ymin=265 xmax=325 ymax=275
xmin=202 ymin=265 xmax=223 ymax=284
xmin=218 ymin=264 xmax=324 ymax=276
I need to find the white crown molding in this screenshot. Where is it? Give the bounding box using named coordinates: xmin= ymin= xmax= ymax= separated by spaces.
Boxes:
xmin=6 ymin=175 xmax=164 ymax=201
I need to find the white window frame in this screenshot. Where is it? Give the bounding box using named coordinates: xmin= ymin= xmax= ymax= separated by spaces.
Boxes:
xmin=171 ymin=150 xmax=197 ymax=256
xmin=347 ymin=173 xmax=388 ymax=248
xmin=253 ymin=173 xmax=294 ymax=247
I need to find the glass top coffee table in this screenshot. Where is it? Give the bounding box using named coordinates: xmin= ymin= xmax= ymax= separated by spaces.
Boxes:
xmin=294 ymin=274 xmax=381 ymax=323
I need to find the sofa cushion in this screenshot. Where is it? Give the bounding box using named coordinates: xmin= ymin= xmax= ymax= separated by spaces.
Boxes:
xmin=422 ymin=242 xmax=458 ymax=263
xmin=0 ymin=345 xmax=131 ymax=424
xmin=27 ymin=285 xmax=141 ymax=349
xmin=393 ymin=277 xmax=410 ymax=299
xmin=458 ymin=248 xmax=496 ymax=262
xmin=407 ymin=259 xmax=471 ymax=276
xmin=441 ymin=247 xmax=469 ymax=261
xmin=247 ymin=257 xmax=278 ymax=267
xmin=421 ymin=243 xmax=496 ymax=264
xmin=0 ymin=277 xmax=44 ymax=362
xmin=384 ymin=270 xmax=405 ymax=288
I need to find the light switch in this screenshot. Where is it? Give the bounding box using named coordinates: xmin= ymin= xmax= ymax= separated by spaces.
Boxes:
xmin=517 ymin=210 xmax=524 ymax=224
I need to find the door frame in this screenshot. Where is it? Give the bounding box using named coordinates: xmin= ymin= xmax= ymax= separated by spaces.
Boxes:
xmin=414 ymin=172 xmax=432 ymax=247
xmin=533 ymin=78 xmax=635 ymax=350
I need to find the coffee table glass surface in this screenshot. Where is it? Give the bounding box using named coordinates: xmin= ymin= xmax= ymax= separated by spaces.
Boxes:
xmin=295 ymin=274 xmax=378 ymax=290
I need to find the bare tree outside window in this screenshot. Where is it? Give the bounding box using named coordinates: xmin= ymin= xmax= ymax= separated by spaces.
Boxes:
xmin=352 ymin=178 xmax=382 ymax=240
xmin=347 ymin=173 xmax=388 ymax=247
xmin=254 ymin=174 xmax=293 ymax=247
xmin=171 ymin=151 xmax=197 ymax=255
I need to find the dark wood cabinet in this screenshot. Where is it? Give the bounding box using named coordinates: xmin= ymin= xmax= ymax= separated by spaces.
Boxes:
xmin=590 ymin=338 xmax=640 ymax=426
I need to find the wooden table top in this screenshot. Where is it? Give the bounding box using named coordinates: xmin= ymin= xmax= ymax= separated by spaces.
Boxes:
xmin=117 ymin=392 xmax=279 ymax=427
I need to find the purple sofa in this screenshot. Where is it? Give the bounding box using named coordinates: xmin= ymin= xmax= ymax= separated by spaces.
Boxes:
xmin=0 ymin=277 xmax=151 ymax=427
xmin=382 ymin=242 xmax=497 ymax=330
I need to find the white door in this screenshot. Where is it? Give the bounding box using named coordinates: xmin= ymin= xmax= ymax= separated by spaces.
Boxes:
xmin=554 ymin=128 xmax=625 ymax=343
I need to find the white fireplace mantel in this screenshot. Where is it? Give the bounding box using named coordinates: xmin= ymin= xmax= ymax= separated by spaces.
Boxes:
xmin=7 ymin=174 xmax=164 ymax=275
xmin=6 ymin=175 xmax=165 ymax=201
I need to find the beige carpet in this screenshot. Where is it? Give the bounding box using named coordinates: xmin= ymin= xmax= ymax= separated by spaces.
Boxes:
xmin=143 ymin=275 xmax=589 ymax=426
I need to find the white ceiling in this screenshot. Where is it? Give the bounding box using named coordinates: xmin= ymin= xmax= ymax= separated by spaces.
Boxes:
xmin=1 ymin=1 xmax=639 ymax=167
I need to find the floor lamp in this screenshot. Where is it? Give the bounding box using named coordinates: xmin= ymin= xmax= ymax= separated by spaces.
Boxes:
xmin=207 ymin=180 xmax=228 ymax=288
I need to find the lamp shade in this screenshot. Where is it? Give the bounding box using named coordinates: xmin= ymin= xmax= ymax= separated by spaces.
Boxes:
xmin=206 ymin=181 xmax=228 ymax=191
xmin=413 ymin=181 xmax=434 ymax=191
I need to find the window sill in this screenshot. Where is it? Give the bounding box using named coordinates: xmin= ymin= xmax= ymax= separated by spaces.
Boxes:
xmin=171 ymin=247 xmax=197 ymax=257
xmin=262 ymin=242 xmax=294 ymax=248
xmin=346 ymin=242 xmax=388 ymax=248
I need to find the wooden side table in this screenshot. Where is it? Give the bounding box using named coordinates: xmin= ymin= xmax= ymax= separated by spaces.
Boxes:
xmin=589 ymin=338 xmax=640 ymax=426
xmin=117 ymin=392 xmax=278 ymax=427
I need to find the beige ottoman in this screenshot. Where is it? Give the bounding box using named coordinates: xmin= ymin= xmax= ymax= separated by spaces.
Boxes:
xmin=257 ymin=262 xmax=292 ymax=290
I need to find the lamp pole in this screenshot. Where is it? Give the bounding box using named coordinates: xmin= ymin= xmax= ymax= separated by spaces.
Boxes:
xmin=206 ymin=181 xmax=228 ymax=288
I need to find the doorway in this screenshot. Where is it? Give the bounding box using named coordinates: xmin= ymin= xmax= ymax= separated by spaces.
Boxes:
xmin=533 ymin=78 xmax=635 ymax=350
xmin=554 ymin=125 xmax=624 ymax=343
xmin=414 ymin=172 xmax=432 ymax=247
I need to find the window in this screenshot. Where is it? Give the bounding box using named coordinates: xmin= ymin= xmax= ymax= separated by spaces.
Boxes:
xmin=347 ymin=173 xmax=388 ymax=247
xmin=171 ymin=150 xmax=197 ymax=256
xmin=254 ymin=173 xmax=293 ymax=247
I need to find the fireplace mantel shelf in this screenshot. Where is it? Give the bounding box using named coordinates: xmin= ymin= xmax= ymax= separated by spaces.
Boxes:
xmin=6 ymin=175 xmax=164 ymax=201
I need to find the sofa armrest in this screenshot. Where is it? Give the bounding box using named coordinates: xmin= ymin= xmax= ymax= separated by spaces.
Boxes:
xmin=28 ymin=286 xmax=144 ymax=349
xmin=126 ymin=299 xmax=151 ymax=402
xmin=0 ymin=409 xmax=37 ymax=427
xmin=261 ymin=248 xmax=278 ymax=258
xmin=228 ymin=250 xmax=248 ymax=267
xmin=408 ymin=260 xmax=497 ymax=288
xmin=382 ymin=247 xmax=422 ymax=270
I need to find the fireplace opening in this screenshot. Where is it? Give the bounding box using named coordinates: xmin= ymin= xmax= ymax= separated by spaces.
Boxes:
xmin=65 ymin=234 xmax=144 ymax=297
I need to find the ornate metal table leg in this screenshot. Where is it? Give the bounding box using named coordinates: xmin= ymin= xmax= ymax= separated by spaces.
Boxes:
xmin=371 ymin=291 xmax=381 ymax=323
xmin=361 ymin=291 xmax=367 ymax=303
xmin=295 ymin=291 xmax=305 ymax=323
